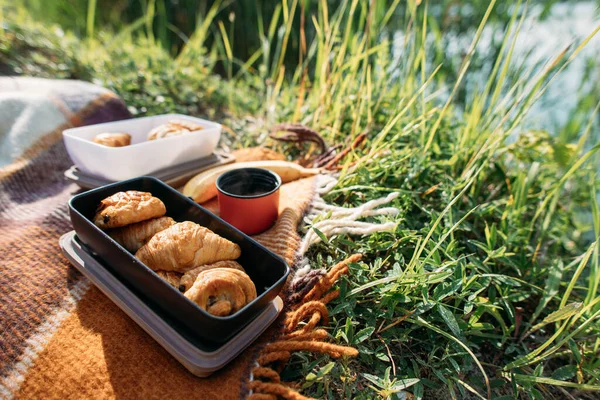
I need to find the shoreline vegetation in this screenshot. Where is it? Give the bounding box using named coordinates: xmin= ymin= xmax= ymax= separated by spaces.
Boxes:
xmin=2 ymin=0 xmax=599 ymax=398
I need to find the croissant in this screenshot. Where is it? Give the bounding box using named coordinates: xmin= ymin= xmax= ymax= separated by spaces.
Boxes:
xmin=94 ymin=191 xmax=166 ymax=229
xmin=93 ymin=133 xmax=131 ymax=147
xmin=179 ymin=260 xmax=244 ymax=293
xmin=108 ymin=216 xmax=175 ymax=252
xmin=155 ymin=270 xmax=182 ymax=289
xmin=147 ymin=119 xmax=203 ymax=141
xmin=184 ymin=268 xmax=256 ymax=316
xmin=135 ymin=221 xmax=241 ymax=272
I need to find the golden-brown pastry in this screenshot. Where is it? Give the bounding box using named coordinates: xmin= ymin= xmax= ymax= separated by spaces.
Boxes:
xmin=155 ymin=270 xmax=182 ymax=289
xmin=93 ymin=133 xmax=131 ymax=147
xmin=135 ymin=221 xmax=241 ymax=272
xmin=184 ymin=268 xmax=256 ymax=316
xmin=147 ymin=119 xmax=203 ymax=141
xmin=179 ymin=260 xmax=244 ymax=292
xmin=108 ymin=216 xmax=175 ymax=252
xmin=231 ymin=147 xmax=286 ymax=162
xmin=168 ymin=119 xmax=204 ymax=132
xmin=93 ymin=191 xmax=166 ymax=229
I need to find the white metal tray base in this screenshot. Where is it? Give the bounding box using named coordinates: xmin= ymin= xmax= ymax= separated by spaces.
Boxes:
xmin=59 ymin=231 xmax=282 ymax=377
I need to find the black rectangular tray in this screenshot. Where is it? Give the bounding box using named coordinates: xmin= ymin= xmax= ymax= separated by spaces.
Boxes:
xmin=68 ymin=176 xmax=290 ymax=343
xmin=60 ymin=231 xmax=282 ymax=376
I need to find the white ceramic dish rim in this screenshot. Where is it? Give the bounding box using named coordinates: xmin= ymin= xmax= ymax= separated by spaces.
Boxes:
xmin=62 ymin=114 xmax=222 ymax=151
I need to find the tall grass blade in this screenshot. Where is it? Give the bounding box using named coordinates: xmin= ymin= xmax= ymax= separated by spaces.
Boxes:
xmin=86 ymin=0 xmax=97 ymax=40
xmin=507 ymin=374 xmax=600 ymax=391
xmin=422 ymin=0 xmax=497 ymax=154
xmin=526 ymin=260 xmax=564 ymax=332
xmin=176 ymin=0 xmax=222 ymax=66
xmin=106 ymin=17 xmax=147 ymax=50
xmin=507 ymin=298 xmax=600 ymax=369
xmin=530 ymin=143 xmax=600 ymax=233
xmin=409 ymin=317 xmax=491 ymax=399
xmin=585 ymin=180 xmax=599 ymax=308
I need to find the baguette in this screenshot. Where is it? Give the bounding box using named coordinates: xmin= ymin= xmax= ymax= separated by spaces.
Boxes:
xmin=182 ymin=160 xmax=319 ymax=204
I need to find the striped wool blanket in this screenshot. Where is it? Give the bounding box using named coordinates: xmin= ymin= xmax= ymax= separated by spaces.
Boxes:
xmin=0 ymin=77 xmax=366 ymax=399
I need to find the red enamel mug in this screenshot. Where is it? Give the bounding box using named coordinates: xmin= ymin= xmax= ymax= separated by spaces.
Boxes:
xmin=216 ymin=168 xmax=281 ymax=235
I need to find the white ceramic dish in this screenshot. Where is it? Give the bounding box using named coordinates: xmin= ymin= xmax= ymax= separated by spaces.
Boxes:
xmin=63 ymin=114 xmax=221 ymax=181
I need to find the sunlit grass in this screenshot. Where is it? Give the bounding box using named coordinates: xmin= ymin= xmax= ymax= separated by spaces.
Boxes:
xmin=2 ymin=0 xmax=600 ymax=398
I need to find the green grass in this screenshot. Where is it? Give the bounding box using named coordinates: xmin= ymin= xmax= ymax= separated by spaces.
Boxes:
xmin=2 ymin=1 xmax=600 ymax=398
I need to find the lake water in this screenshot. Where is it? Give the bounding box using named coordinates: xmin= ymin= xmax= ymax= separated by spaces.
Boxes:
xmin=516 ymin=2 xmax=599 ymax=130
xmin=392 ymin=1 xmax=599 ymax=133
